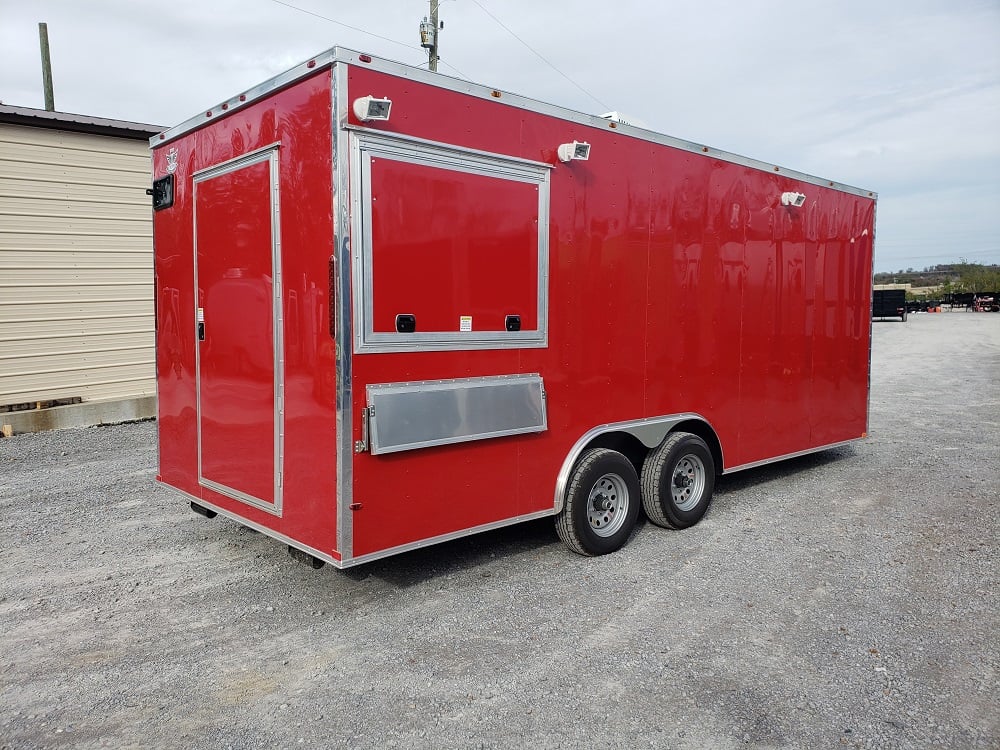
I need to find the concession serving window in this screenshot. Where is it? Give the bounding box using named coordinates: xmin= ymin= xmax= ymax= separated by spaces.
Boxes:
xmin=350 ymin=131 xmax=551 ymax=352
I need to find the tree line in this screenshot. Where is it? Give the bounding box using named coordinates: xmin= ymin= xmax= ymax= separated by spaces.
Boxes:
xmin=874 ymin=261 xmax=1000 ymax=293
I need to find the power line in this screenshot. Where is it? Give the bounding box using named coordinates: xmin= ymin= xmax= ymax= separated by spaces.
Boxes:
xmin=268 ymin=0 xmax=415 ymax=52
xmin=266 ymin=0 xmax=469 ymax=79
xmin=467 ymin=0 xmax=609 ymax=111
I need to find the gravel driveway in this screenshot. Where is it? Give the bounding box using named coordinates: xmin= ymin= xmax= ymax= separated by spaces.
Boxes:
xmin=1 ymin=312 xmax=998 ymax=749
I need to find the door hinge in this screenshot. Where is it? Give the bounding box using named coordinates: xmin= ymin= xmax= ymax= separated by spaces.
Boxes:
xmin=354 ymin=406 xmax=372 ymax=453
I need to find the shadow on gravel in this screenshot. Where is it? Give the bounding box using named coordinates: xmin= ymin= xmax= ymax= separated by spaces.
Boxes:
xmin=340 ymin=517 xmax=565 ymax=586
xmin=207 ymin=446 xmax=856 ymax=587
xmin=714 ymin=445 xmax=855 ymax=496
xmin=329 ymin=447 xmax=856 ymax=585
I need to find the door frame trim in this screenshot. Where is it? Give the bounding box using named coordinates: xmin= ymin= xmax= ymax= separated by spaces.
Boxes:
xmin=192 ymin=144 xmax=285 ymax=516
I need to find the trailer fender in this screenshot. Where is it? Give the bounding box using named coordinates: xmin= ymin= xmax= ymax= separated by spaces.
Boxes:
xmin=553 ymin=414 xmax=722 ymax=514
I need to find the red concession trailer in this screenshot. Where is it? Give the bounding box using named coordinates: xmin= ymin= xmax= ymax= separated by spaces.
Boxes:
xmin=150 ymin=47 xmax=876 ymax=568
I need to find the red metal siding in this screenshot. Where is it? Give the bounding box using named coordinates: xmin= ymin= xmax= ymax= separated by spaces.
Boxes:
xmin=345 ymin=66 xmax=873 ymax=557
xmin=369 ymin=158 xmax=540 ymax=334
xmin=154 ymin=59 xmax=874 ymax=564
xmin=154 ymin=69 xmax=338 ymax=557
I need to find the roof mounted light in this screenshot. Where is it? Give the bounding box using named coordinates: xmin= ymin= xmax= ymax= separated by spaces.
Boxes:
xmin=353 ymin=95 xmax=392 ymax=122
xmin=558 ymin=141 xmax=591 ymax=163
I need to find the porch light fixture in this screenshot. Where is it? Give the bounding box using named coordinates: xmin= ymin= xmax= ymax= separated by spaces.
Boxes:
xmin=558 ymin=141 xmax=591 ymax=163
xmin=781 ymin=191 xmax=807 ymax=207
xmin=353 ymin=95 xmax=392 ymax=122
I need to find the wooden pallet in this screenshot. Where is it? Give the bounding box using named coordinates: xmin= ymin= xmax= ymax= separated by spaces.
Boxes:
xmin=0 ymin=396 xmax=83 ymax=414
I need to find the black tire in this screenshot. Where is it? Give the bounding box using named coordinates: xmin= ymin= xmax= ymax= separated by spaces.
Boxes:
xmin=641 ymin=432 xmax=716 ymax=529
xmin=556 ymin=448 xmax=641 ymax=556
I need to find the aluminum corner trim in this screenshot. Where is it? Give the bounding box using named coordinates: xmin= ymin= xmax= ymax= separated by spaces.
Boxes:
xmin=333 ymin=60 xmax=354 ymax=561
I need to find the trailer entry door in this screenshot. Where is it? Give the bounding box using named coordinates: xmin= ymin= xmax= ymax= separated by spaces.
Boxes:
xmin=193 ymin=147 xmax=283 ymax=514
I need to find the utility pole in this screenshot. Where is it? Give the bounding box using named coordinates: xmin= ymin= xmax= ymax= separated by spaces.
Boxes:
xmin=419 ymin=1 xmax=441 ymax=72
xmin=38 ymin=22 xmax=55 ymax=111
xmin=429 ymin=0 xmax=439 ymax=72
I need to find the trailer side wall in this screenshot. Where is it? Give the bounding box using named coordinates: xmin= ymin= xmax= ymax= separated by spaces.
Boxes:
xmin=344 ymin=66 xmax=874 ymax=558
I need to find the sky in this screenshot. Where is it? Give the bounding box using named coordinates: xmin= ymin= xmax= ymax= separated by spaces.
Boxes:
xmin=1 ymin=0 xmax=998 ymax=273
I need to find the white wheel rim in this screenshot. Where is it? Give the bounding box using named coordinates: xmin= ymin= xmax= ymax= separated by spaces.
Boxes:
xmin=587 ymin=473 xmax=629 ymax=538
xmin=671 ymin=454 xmax=706 ymax=512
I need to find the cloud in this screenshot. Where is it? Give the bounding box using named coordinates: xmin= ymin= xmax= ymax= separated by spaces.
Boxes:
xmin=1 ymin=0 xmax=997 ymax=271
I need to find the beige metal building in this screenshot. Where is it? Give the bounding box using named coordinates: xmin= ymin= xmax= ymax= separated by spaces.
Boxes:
xmin=0 ymin=105 xmax=163 ymax=432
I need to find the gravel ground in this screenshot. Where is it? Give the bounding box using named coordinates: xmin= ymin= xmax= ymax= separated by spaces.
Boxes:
xmin=1 ymin=312 xmax=998 ymax=750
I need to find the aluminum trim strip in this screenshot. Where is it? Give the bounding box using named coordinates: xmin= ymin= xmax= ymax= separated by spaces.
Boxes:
xmin=163 ymin=482 xmax=555 ymax=570
xmin=866 ymin=202 xmax=878 ymax=435
xmin=367 ymin=373 xmax=545 ymax=390
xmin=359 ymin=333 xmax=550 ymax=350
xmin=366 ymin=374 xmax=547 ymax=455
xmin=270 ymin=148 xmax=285 ymax=513
xmin=721 ymin=438 xmax=863 ymax=475
xmin=359 ymin=147 xmax=545 ymax=184
xmin=340 ymin=508 xmax=556 ymax=567
xmin=151 ymin=47 xmax=876 ymax=200
xmin=198 ymin=478 xmax=279 ymax=516
xmin=351 ymin=132 xmax=550 ymax=353
xmin=333 ymin=62 xmax=355 ymax=561
xmin=152 ymin=52 xmax=338 ymax=147
xmin=552 ymin=413 xmax=714 ymax=514
xmin=152 ymin=149 xmax=162 ymax=477
xmin=191 ymin=142 xmax=282 ymax=180
xmin=356 ymin=141 xmax=374 ymax=352
xmin=192 ymin=169 xmax=203 ymax=501
xmin=160 ymin=483 xmax=341 ymax=567
xmin=344 ymin=127 xmax=553 ymax=174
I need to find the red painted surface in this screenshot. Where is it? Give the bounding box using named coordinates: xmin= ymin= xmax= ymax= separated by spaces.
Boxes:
xmin=369 ymin=158 xmax=539 ymax=333
xmin=195 ymin=161 xmax=276 ymax=505
xmin=153 ymin=57 xmax=874 ymax=565
xmin=153 ymin=69 xmax=337 ymax=556
xmin=344 ymin=66 xmax=873 ymax=559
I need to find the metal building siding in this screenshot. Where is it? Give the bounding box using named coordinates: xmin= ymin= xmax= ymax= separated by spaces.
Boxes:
xmin=0 ymin=123 xmax=154 ymax=406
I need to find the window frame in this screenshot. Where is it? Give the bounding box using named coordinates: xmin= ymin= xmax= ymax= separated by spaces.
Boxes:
xmin=349 ymin=130 xmax=551 ymax=353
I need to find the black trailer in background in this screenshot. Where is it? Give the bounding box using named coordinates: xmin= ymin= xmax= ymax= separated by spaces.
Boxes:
xmin=873 ymin=289 xmax=908 ymax=321
xmin=902 ymin=292 xmax=1000 ymax=313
